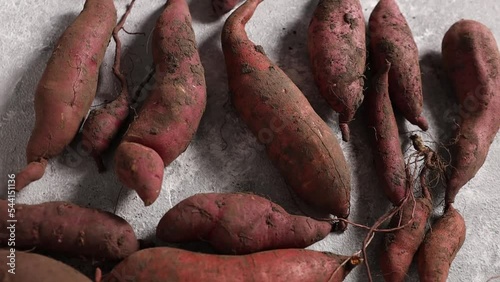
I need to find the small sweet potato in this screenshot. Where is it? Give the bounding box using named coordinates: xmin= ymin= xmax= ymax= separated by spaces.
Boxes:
xmin=114 ymin=0 xmax=206 ymax=206
xmin=442 ymin=20 xmax=500 ymax=205
xmin=212 ymin=0 xmax=241 ymax=15
xmin=0 ymin=200 xmax=139 ymax=261
xmin=156 ymin=193 xmax=335 ymax=254
xmin=308 ymin=0 xmax=366 ymax=141
xmin=15 ymin=0 xmax=117 ymax=191
xmin=417 ymin=205 xmax=466 ymax=282
xmin=222 ymin=0 xmax=351 ymax=224
xmin=366 ymin=61 xmax=408 ymax=205
xmin=369 ymin=0 xmax=428 ymax=130
xmin=0 ymin=250 xmax=91 ymax=282
xmin=103 ymin=247 xmax=360 ymax=282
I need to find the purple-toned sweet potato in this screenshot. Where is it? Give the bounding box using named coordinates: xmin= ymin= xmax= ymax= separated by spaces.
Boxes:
xmin=15 ymin=0 xmax=116 ymax=191
xmin=442 ymin=20 xmax=500 ymax=205
xmin=366 ymin=61 xmax=407 ymax=205
xmin=103 ymin=247 xmax=360 ymax=282
xmin=222 ymin=0 xmax=351 ymax=225
xmin=114 ymin=0 xmax=207 ymax=206
xmin=156 ymin=193 xmax=335 ymax=254
xmin=0 ymin=200 xmax=139 ymax=261
xmin=308 ymin=0 xmax=366 ymax=141
xmin=369 ymin=0 xmax=428 ymax=131
xmin=417 ymin=205 xmax=466 ymax=282
xmin=212 ymin=0 xmax=241 ymax=15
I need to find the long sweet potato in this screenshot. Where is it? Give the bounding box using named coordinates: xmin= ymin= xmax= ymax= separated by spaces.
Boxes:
xmin=222 ymin=0 xmax=351 ymax=224
xmin=103 ymin=247 xmax=360 ymax=282
xmin=0 ymin=200 xmax=139 ymax=261
xmin=114 ymin=0 xmax=207 ymax=206
xmin=366 ymin=61 xmax=408 ymax=205
xmin=156 ymin=193 xmax=335 ymax=254
xmin=0 ymin=250 xmax=91 ymax=282
xmin=15 ymin=0 xmax=117 ymax=191
xmin=308 ymin=0 xmax=366 ymax=142
xmin=417 ymin=205 xmax=466 ymax=282
xmin=442 ymin=20 xmax=500 ymax=205
xmin=369 ymin=0 xmax=428 ymax=131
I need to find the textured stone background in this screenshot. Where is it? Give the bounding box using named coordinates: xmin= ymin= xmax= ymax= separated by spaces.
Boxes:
xmin=0 ymin=0 xmax=499 ymax=281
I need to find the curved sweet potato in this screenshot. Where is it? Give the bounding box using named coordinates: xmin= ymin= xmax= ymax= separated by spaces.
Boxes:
xmin=156 ymin=193 xmax=334 ymax=254
xmin=417 ymin=205 xmax=466 ymax=282
xmin=222 ymin=0 xmax=351 ymax=224
xmin=103 ymin=247 xmax=360 ymax=282
xmin=15 ymin=0 xmax=117 ymax=191
xmin=369 ymin=0 xmax=428 ymax=130
xmin=308 ymin=0 xmax=366 ymax=141
xmin=0 ymin=200 xmax=139 ymax=261
xmin=114 ymin=0 xmax=207 ymax=206
xmin=366 ymin=61 xmax=407 ymax=205
xmin=0 ymin=250 xmax=91 ymax=282
xmin=442 ymin=20 xmax=500 ymax=205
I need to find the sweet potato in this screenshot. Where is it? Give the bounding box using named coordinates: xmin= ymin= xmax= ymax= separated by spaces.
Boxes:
xmin=114 ymin=0 xmax=207 ymax=206
xmin=222 ymin=0 xmax=351 ymax=224
xmin=15 ymin=0 xmax=117 ymax=191
xmin=417 ymin=205 xmax=466 ymax=282
xmin=379 ymin=177 xmax=433 ymax=281
xmin=369 ymin=0 xmax=428 ymax=131
xmin=366 ymin=61 xmax=407 ymax=205
xmin=212 ymin=0 xmax=241 ymax=15
xmin=308 ymin=0 xmax=366 ymax=142
xmin=0 ymin=250 xmax=91 ymax=282
xmin=0 ymin=200 xmax=139 ymax=261
xmin=442 ymin=20 xmax=500 ymax=205
xmin=156 ymin=193 xmax=335 ymax=254
xmin=103 ymin=247 xmax=360 ymax=282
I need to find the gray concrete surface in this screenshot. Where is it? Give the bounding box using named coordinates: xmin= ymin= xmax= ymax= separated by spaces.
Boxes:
xmin=0 ymin=0 xmax=499 ymax=281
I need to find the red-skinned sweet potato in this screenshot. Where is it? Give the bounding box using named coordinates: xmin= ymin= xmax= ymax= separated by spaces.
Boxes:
xmin=114 ymin=0 xmax=207 ymax=206
xmin=156 ymin=193 xmax=335 ymax=254
xmin=366 ymin=61 xmax=407 ymax=205
xmin=102 ymin=247 xmax=360 ymax=282
xmin=0 ymin=200 xmax=139 ymax=261
xmin=308 ymin=0 xmax=366 ymax=142
xmin=0 ymin=250 xmax=91 ymax=282
xmin=442 ymin=20 xmax=500 ymax=205
xmin=417 ymin=205 xmax=466 ymax=282
xmin=222 ymin=0 xmax=351 ymax=225
xmin=369 ymin=0 xmax=428 ymax=131
xmin=212 ymin=0 xmax=241 ymax=15
xmin=15 ymin=0 xmax=117 ymax=191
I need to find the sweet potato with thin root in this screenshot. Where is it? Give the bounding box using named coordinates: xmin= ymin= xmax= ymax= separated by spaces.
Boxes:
xmin=0 ymin=250 xmax=91 ymax=282
xmin=103 ymin=247 xmax=361 ymax=282
xmin=222 ymin=0 xmax=351 ymax=225
xmin=114 ymin=0 xmax=207 ymax=206
xmin=366 ymin=61 xmax=408 ymax=205
xmin=308 ymin=0 xmax=366 ymax=142
xmin=417 ymin=205 xmax=466 ymax=282
xmin=442 ymin=20 xmax=500 ymax=205
xmin=0 ymin=200 xmax=139 ymax=261
xmin=156 ymin=193 xmax=335 ymax=255
xmin=369 ymin=0 xmax=428 ymax=131
xmin=212 ymin=0 xmax=241 ymax=15
xmin=15 ymin=0 xmax=117 ymax=191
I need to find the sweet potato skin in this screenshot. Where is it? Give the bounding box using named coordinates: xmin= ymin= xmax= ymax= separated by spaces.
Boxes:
xmin=212 ymin=0 xmax=240 ymax=15
xmin=379 ymin=195 xmax=432 ymax=281
xmin=222 ymin=0 xmax=351 ymax=221
xmin=0 ymin=250 xmax=91 ymax=282
xmin=103 ymin=247 xmax=358 ymax=282
xmin=0 ymin=200 xmax=139 ymax=261
xmin=417 ymin=205 xmax=466 ymax=282
xmin=308 ymin=0 xmax=366 ymax=142
xmin=366 ymin=62 xmax=407 ymax=205
xmin=156 ymin=193 xmax=333 ymax=254
xmin=114 ymin=0 xmax=206 ymax=206
xmin=442 ymin=20 xmax=500 ymax=205
xmin=369 ymin=0 xmax=428 ymax=130
xmin=15 ymin=0 xmax=116 ymax=191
